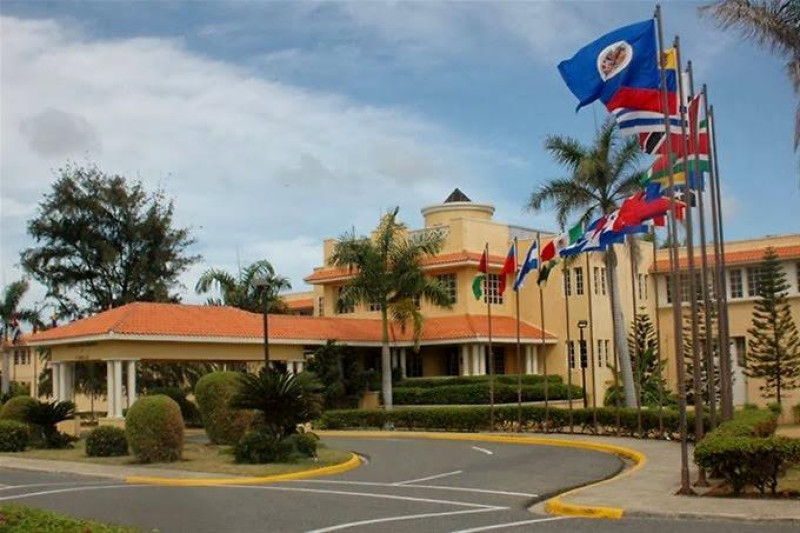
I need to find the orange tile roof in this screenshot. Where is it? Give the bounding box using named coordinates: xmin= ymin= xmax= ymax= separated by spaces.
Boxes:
xmin=650 ymin=245 xmax=800 ymax=273
xmin=304 ymin=250 xmax=507 ymax=283
xmin=285 ymin=298 xmax=314 ymax=310
xmin=26 ymin=302 xmax=555 ymax=345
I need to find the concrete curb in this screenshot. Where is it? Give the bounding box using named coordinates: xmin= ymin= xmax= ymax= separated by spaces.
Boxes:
xmin=126 ymin=452 xmax=362 ymax=487
xmin=319 ymin=430 xmax=644 ymax=519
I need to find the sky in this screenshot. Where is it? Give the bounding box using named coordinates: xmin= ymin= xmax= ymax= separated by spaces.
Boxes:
xmin=1 ymin=0 xmax=798 ymax=314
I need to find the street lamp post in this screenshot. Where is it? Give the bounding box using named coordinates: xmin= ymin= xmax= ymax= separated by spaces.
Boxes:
xmin=578 ymin=320 xmax=588 ymax=408
xmin=252 ymin=277 xmax=271 ymax=366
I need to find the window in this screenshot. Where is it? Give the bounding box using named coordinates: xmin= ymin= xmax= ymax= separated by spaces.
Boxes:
xmin=369 ymin=301 xmax=381 ymax=312
xmin=484 ymin=274 xmax=503 ymax=305
xmin=605 ymin=340 xmax=611 ymax=367
xmin=490 ymin=347 xmax=505 ymax=375
xmin=446 ymin=348 xmax=459 ymax=376
xmin=406 ymin=352 xmax=423 ymax=377
xmin=597 ymin=340 xmax=604 ymax=367
xmin=336 ymin=287 xmax=354 ymax=314
xmin=665 ymin=273 xmax=693 ymax=304
xmin=593 ymin=267 xmax=600 ymax=295
xmin=729 ymin=269 xmax=743 ymax=299
xmin=638 ymin=274 xmax=648 ymax=300
xmin=317 ymin=297 xmax=325 ymax=317
xmin=747 ymin=266 xmax=764 ymax=297
xmin=574 ymin=267 xmax=584 ymax=295
xmin=435 ymin=273 xmax=457 ymax=304
xmin=563 ymin=269 xmax=572 ymax=297
xmin=567 ymin=341 xmax=576 ymax=369
xmin=600 ymin=268 xmax=607 ymax=295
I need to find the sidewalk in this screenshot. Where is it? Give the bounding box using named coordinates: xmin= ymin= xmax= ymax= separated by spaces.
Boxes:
xmin=0 ymin=456 xmax=234 ymax=481
xmin=522 ymin=432 xmax=800 ymax=522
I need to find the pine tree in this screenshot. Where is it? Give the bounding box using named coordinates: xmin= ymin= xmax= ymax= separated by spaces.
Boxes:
xmin=682 ymin=286 xmax=721 ymax=405
xmin=745 ymin=247 xmax=800 ymax=405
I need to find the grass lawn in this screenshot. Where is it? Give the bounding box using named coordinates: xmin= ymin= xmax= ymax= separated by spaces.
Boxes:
xmin=779 ymin=465 xmax=800 ymax=495
xmin=2 ymin=439 xmax=352 ymax=477
xmin=0 ymin=504 xmax=140 ymax=532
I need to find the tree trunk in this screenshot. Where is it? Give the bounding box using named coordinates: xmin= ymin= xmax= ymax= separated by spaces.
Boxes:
xmin=381 ymin=307 xmax=393 ymax=411
xmin=606 ymin=249 xmax=637 ymax=408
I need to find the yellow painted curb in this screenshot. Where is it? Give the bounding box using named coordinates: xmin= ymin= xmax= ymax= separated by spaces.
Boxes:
xmin=126 ymin=452 xmax=361 ymax=487
xmin=319 ymin=430 xmax=646 ymax=520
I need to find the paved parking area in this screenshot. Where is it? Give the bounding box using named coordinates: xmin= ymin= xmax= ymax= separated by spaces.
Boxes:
xmin=0 ymin=436 xmax=796 ymax=532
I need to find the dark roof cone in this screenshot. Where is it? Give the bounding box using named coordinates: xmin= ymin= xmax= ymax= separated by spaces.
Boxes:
xmin=444 ymin=188 xmax=471 ymax=203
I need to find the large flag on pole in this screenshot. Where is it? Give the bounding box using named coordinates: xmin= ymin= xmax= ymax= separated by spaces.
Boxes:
xmin=513 ymin=241 xmax=538 ymax=291
xmin=498 ymin=242 xmax=517 ymax=294
xmin=472 ymin=248 xmax=488 ymax=300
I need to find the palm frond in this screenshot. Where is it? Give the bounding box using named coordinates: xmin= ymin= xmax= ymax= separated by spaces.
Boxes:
xmin=701 ymin=0 xmax=800 ymax=57
xmin=544 ymin=135 xmax=588 ymax=171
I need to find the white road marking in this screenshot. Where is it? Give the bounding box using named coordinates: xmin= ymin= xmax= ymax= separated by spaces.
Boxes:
xmin=471 ymin=446 xmax=494 ymax=455
xmin=307 ymin=507 xmax=507 ymax=533
xmin=0 ymin=484 xmax=141 ymax=502
xmin=294 ymin=479 xmax=537 ymax=498
xmin=225 ymin=484 xmax=500 ymax=509
xmin=393 ymin=470 xmax=463 ymax=486
xmin=0 ymin=481 xmax=117 ymax=491
xmin=451 ymin=516 xmax=568 ymax=532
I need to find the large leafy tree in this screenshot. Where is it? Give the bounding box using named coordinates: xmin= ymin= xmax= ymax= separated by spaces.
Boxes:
xmin=745 ymin=247 xmax=800 ymax=405
xmin=701 ymin=1 xmax=800 ymax=149
xmin=306 ymin=341 xmax=375 ymax=409
xmin=21 ymin=163 xmax=199 ymax=318
xmin=330 ymin=207 xmax=453 ymax=410
xmin=1 ymin=279 xmax=42 ymax=342
xmin=528 ymin=119 xmax=643 ymax=407
xmin=195 ymin=260 xmax=291 ymax=314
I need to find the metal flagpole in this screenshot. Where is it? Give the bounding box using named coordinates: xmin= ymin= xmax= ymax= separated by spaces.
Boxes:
xmin=585 ymin=253 xmax=598 ymax=433
xmin=486 ymin=243 xmax=495 ymax=432
xmin=514 ymin=238 xmax=523 ymax=431
xmin=675 ymin=38 xmax=708 ymax=487
xmin=709 ymin=104 xmax=734 ymax=420
xmin=655 ymin=5 xmax=692 ymax=495
xmin=630 ymin=240 xmax=642 ymax=438
xmin=538 ymin=233 xmax=549 ymax=432
xmin=687 ymin=63 xmax=717 ymax=431
xmin=652 ymin=227 xmax=665 ymax=437
xmin=563 ymin=259 xmax=575 ymax=433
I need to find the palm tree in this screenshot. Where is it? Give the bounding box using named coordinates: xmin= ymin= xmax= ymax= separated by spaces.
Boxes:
xmin=528 ymin=119 xmax=644 ymax=408
xmin=24 ymin=399 xmax=76 ymax=448
xmin=701 ymin=1 xmax=800 ymax=148
xmin=1 ymin=279 xmax=42 ymax=342
xmin=195 ymin=260 xmax=291 ymax=314
xmin=330 ymin=208 xmax=453 ymax=410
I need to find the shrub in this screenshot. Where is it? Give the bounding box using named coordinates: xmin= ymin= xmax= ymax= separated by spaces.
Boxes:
xmin=285 ymin=432 xmax=319 ymax=457
xmin=148 ymin=387 xmax=202 ymax=428
xmin=396 ymin=374 xmax=560 ymax=389
xmin=0 ymin=396 xmax=37 ymax=423
xmin=125 ymin=395 xmax=184 ymax=463
xmin=0 ymin=420 xmax=29 ymax=452
xmin=392 ymin=383 xmax=582 ymax=406
xmin=766 ymin=403 xmax=783 ymax=417
xmin=86 ymin=426 xmax=128 ymax=457
xmin=24 ymin=400 xmax=76 ymax=449
xmin=195 ymin=372 xmax=254 ymax=445
xmin=234 ymin=430 xmax=294 ymax=464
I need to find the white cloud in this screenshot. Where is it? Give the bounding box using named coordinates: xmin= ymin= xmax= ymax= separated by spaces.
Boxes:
xmin=0 ymin=15 xmax=499 ymax=305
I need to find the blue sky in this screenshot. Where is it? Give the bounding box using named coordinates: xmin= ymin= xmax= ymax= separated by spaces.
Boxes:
xmin=1 ymin=1 xmax=797 ymax=308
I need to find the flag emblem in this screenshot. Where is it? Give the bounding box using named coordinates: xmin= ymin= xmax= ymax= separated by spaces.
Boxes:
xmin=598 ymin=41 xmax=632 ymax=80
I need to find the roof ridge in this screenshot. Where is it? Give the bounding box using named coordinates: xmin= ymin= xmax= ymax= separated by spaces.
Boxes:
xmin=108 ymin=303 xmax=139 ymax=334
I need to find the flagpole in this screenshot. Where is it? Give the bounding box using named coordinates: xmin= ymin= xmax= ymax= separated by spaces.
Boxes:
xmin=585 ymin=253 xmax=598 ymax=433
xmin=655 ymin=5 xmax=692 ymax=495
xmin=486 ymin=243 xmax=495 ymax=432
xmin=709 ymin=104 xmax=733 ymax=420
xmin=652 ymin=227 xmax=665 ymax=437
xmin=514 ymin=237 xmax=523 ymax=432
xmin=538 ymin=233 xmax=549 ymax=432
xmin=563 ymin=259 xmax=575 ymax=433
xmin=629 ymin=239 xmax=642 ymax=438
xmin=687 ymin=62 xmax=717 ymax=432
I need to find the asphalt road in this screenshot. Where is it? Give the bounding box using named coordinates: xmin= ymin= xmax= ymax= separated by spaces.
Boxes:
xmin=0 ymin=436 xmax=796 ymax=532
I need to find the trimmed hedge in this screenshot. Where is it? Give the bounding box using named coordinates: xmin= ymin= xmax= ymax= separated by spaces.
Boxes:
xmin=0 ymin=420 xmax=29 ymax=452
xmin=694 ymin=410 xmax=799 ymax=496
xmin=234 ymin=430 xmax=294 ymax=464
xmin=148 ymin=387 xmax=202 ymax=428
xmin=0 ymin=396 xmax=37 ymax=423
xmin=195 ymin=372 xmax=254 ymax=445
xmin=393 ymin=382 xmax=583 ymax=406
xmin=125 ymin=395 xmax=184 ymax=463
xmin=317 ymin=404 xmax=714 ymax=439
xmin=86 ymin=426 xmax=128 ymax=457
xmin=396 ymin=374 xmax=561 ymax=389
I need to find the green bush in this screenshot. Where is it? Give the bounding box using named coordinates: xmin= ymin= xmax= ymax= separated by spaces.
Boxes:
xmin=125 ymin=395 xmax=184 ymax=463
xmin=0 ymin=504 xmax=139 ymax=532
xmin=0 ymin=396 xmax=37 ymax=423
xmin=148 ymin=387 xmax=202 ymax=428
xmin=195 ymin=372 xmax=254 ymax=445
xmin=285 ymin=432 xmax=319 ymax=457
xmin=86 ymin=426 xmax=128 ymax=457
xmin=396 ymin=374 xmax=560 ymax=389
xmin=24 ymin=400 xmax=76 ymax=449
xmin=234 ymin=430 xmax=294 ymax=464
xmin=766 ymin=403 xmax=783 ymax=417
xmin=392 ymin=382 xmax=583 ymax=406
xmin=0 ymin=420 xmax=29 ymax=452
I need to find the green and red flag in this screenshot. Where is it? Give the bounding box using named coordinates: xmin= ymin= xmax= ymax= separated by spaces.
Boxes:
xmin=472 ymin=248 xmax=488 ymax=300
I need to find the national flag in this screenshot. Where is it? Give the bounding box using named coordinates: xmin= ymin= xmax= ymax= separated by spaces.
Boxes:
xmin=558 ymin=20 xmax=659 ymax=112
xmin=537 ymin=260 xmax=558 ymax=286
xmin=552 ymin=221 xmax=585 ymax=255
xmin=472 ymin=248 xmax=488 ymax=300
xmin=498 ymin=243 xmax=517 ymax=294
xmin=540 ymin=239 xmax=557 ymax=263
xmin=513 ymin=241 xmax=539 ymax=291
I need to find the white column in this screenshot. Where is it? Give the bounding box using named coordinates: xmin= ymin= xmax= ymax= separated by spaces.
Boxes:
xmin=105 ymin=361 xmax=114 ymax=418
xmin=58 ymin=362 xmax=67 ymax=403
xmin=65 ymin=363 xmax=75 ymax=402
xmin=296 ymin=361 xmax=304 ymax=374
xmin=50 ymin=362 xmax=59 ymax=400
xmin=127 ymin=360 xmax=137 ymax=408
xmin=459 ymin=345 xmax=470 ymax=376
xmin=113 ymin=360 xmax=123 ymax=418
xmin=1 ymin=353 xmax=10 ymax=395
xmin=399 ymin=348 xmax=407 ymax=379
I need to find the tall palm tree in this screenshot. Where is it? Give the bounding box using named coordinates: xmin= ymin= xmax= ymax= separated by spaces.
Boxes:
xmin=195 ymin=260 xmax=291 ymax=314
xmin=701 ymin=1 xmax=800 ymax=148
xmin=1 ymin=279 xmax=42 ymax=342
xmin=330 ymin=208 xmax=453 ymax=410
xmin=528 ymin=119 xmax=644 ymax=408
